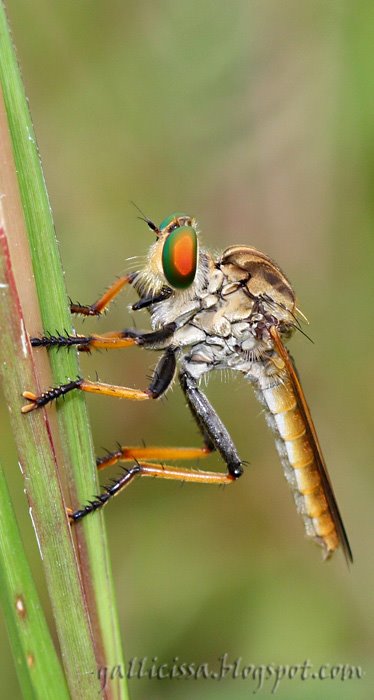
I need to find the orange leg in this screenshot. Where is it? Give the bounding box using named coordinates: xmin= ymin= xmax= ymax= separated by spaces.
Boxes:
xmin=70 ymin=274 xmax=135 ymax=316
xmin=30 ymin=331 xmax=138 ymax=352
xmin=79 ymin=332 xmax=137 ymax=351
xmin=69 ymin=460 xmax=236 ymax=522
xmin=30 ymin=324 xmax=176 ymax=352
xmin=22 ymin=346 xmax=177 ymax=412
xmin=69 ymin=372 xmax=246 ymax=523
xmin=22 ymin=378 xmax=152 ymax=413
xmin=96 ymin=444 xmax=213 ymax=470
xmin=23 ymin=354 xmax=245 ymax=523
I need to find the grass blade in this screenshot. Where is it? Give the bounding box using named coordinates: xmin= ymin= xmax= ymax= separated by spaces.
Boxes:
xmin=0 ymin=460 xmax=70 ymax=700
xmin=0 ymin=2 xmax=128 ymax=698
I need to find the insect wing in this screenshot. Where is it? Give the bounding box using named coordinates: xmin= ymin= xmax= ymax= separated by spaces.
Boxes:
xmin=269 ymin=326 xmax=353 ymax=564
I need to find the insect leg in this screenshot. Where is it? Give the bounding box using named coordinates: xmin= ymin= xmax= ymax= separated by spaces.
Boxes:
xmin=69 ymin=369 xmax=244 ymax=522
xmin=70 ymin=273 xmax=137 ymax=316
xmin=95 ymin=445 xmax=213 ymax=471
xmin=69 ymin=459 xmax=237 ymax=521
xmin=29 ymin=322 xmax=177 ymax=352
xmin=131 ymin=287 xmax=172 ymax=311
xmin=21 ymin=345 xmax=177 ymax=413
xmin=179 ymin=371 xmax=243 ymax=479
xmin=94 ymin=359 xmax=230 ymax=473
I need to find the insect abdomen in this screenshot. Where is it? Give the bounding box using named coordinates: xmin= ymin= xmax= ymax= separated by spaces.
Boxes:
xmin=255 ymin=376 xmax=339 ymax=557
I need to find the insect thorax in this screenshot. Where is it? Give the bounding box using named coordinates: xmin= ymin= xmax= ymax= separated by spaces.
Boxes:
xmin=134 ymin=244 xmax=297 ymax=383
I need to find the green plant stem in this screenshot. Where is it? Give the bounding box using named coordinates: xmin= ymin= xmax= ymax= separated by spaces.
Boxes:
xmin=0 ymin=3 xmax=127 ymax=698
xmin=0 ymin=461 xmax=70 ymax=700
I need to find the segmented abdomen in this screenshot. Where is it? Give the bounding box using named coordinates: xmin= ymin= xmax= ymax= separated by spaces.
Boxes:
xmin=253 ymin=371 xmax=339 ymax=558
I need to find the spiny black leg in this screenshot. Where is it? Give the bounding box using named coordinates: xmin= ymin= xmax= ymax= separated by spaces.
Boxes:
xmin=30 ymin=322 xmax=177 ymax=352
xmin=69 ymin=465 xmax=141 ymax=521
xmin=179 ymin=371 xmax=243 ymax=479
xmin=30 ymin=333 xmax=91 ymax=349
xmin=22 ymin=379 xmax=83 ymax=411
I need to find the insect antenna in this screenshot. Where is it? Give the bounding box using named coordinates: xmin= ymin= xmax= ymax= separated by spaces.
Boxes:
xmin=130 ymin=201 xmax=159 ymax=234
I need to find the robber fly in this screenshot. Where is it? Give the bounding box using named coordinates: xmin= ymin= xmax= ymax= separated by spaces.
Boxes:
xmin=22 ymin=212 xmax=352 ymax=562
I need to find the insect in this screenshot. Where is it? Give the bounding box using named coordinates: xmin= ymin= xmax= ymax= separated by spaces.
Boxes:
xmin=22 ymin=212 xmax=352 ymax=562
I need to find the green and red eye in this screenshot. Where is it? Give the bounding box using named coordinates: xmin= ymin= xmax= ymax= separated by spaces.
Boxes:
xmin=161 ymin=220 xmax=198 ymax=289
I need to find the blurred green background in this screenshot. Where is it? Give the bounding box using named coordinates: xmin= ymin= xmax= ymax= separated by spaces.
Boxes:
xmin=1 ymin=1 xmax=373 ymax=698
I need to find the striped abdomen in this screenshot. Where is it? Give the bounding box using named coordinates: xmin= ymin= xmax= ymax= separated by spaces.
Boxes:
xmin=253 ymin=368 xmax=340 ymax=558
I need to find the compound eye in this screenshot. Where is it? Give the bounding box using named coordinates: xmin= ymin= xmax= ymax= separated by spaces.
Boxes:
xmin=162 ymin=225 xmax=198 ymax=289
